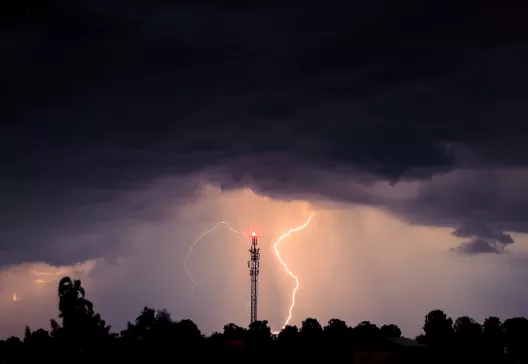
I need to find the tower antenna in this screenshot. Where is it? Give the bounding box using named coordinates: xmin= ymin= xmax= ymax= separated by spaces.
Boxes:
xmin=248 ymin=232 xmax=260 ymax=324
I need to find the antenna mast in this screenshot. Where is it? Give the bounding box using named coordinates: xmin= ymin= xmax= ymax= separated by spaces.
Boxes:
xmin=248 ymin=232 xmax=260 ymax=324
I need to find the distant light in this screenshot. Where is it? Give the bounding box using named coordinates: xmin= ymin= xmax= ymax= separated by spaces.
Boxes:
xmin=252 ymin=232 xmax=256 ymax=236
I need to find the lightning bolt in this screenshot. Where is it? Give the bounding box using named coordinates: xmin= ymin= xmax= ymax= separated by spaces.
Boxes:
xmin=32 ymin=269 xmax=69 ymax=284
xmin=33 ymin=269 xmax=69 ymax=276
xmin=272 ymin=214 xmax=314 ymax=334
xmin=184 ymin=221 xmax=245 ymax=291
xmin=245 ymin=300 xmax=250 ymax=317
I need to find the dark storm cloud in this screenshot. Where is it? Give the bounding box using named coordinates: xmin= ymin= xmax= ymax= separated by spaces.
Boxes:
xmin=451 ymin=238 xmax=507 ymax=255
xmin=391 ymin=168 xmax=528 ymax=253
xmin=2 ymin=0 xmax=528 ymax=263
xmin=453 ymin=221 xmax=514 ymax=245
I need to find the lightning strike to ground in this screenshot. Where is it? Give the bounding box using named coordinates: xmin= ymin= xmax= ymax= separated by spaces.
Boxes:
xmin=184 ymin=221 xmax=245 ymax=291
xmin=272 ymin=214 xmax=314 ymax=334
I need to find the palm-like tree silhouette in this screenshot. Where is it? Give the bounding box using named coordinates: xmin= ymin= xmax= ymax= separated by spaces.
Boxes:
xmin=58 ymin=277 xmax=93 ymax=332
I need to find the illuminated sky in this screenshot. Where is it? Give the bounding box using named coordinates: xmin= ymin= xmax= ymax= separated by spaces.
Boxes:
xmin=2 ymin=0 xmax=528 ymax=339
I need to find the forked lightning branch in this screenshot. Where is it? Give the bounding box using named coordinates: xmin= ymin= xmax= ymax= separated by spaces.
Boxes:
xmin=184 ymin=215 xmax=314 ymax=333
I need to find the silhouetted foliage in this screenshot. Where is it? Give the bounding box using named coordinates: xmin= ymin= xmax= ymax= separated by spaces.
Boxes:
xmin=277 ymin=324 xmax=299 ymax=344
xmin=324 ymin=318 xmax=348 ymax=336
xmin=223 ymin=322 xmax=246 ymax=340
xmin=423 ymin=309 xmax=454 ymax=348
xmin=247 ymin=320 xmax=272 ymax=342
xmin=300 ymin=317 xmax=323 ymax=337
xmin=503 ymin=317 xmax=528 ymax=362
xmin=1 ymin=280 xmax=528 ymax=364
xmin=353 ymin=320 xmax=380 ymax=340
xmin=483 ymin=316 xmax=504 ymax=359
xmin=58 ymin=277 xmax=93 ymax=327
xmin=454 ymin=316 xmax=482 ymax=344
xmin=380 ymin=324 xmax=402 ymax=338
xmin=453 ymin=316 xmax=483 ymax=362
xmin=245 ymin=320 xmax=272 ymax=353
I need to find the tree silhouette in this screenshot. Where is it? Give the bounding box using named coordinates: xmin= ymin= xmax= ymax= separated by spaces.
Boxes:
xmin=56 ymin=276 xmax=112 ymax=360
xmin=278 ymin=324 xmax=299 ymax=344
xmin=174 ymin=319 xmax=202 ymax=347
xmin=453 ymin=316 xmax=482 ymax=362
xmin=503 ymin=317 xmax=528 ymax=362
xmin=324 ymin=318 xmax=348 ymax=336
xmin=322 ymin=319 xmax=349 ymax=360
xmin=423 ymin=309 xmax=454 ymax=348
xmin=2 ymin=336 xmax=23 ymax=364
xmin=122 ymin=306 xmax=156 ymax=341
xmin=454 ymin=316 xmax=482 ymax=343
xmin=155 ymin=309 xmax=173 ymax=325
xmin=123 ymin=308 xmax=178 ymax=342
xmin=380 ymin=324 xmax=402 ymax=338
xmin=49 ymin=319 xmax=61 ymax=338
xmin=247 ymin=320 xmax=272 ymax=341
xmin=2 ymin=288 xmax=528 ymax=364
xmin=246 ymin=320 xmax=272 ymax=353
xmin=299 ymin=318 xmax=324 ymax=359
xmin=58 ymin=277 xmax=93 ymax=332
xmin=223 ymin=323 xmax=246 ymax=340
xmin=353 ymin=320 xmax=379 ymax=340
xmin=483 ymin=316 xmax=504 ymax=359
xmin=301 ymin=318 xmax=323 ymax=336
xmin=22 ymin=326 xmax=53 ymax=363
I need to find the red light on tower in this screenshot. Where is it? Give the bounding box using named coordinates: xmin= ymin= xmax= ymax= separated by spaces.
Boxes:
xmin=252 ymin=232 xmax=256 ymax=237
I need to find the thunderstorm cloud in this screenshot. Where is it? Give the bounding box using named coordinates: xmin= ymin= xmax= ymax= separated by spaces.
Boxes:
xmin=2 ymin=0 xmax=528 ymax=338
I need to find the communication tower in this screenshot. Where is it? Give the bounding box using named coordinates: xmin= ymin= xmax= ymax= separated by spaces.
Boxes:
xmin=248 ymin=232 xmax=260 ymax=324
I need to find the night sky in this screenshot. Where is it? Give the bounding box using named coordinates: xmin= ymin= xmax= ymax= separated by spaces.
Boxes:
xmin=2 ymin=0 xmax=528 ymax=338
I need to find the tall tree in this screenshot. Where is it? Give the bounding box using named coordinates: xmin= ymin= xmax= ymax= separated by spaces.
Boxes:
xmin=454 ymin=317 xmax=481 ymax=339
xmin=57 ymin=276 xmax=111 ymax=358
xmin=503 ymin=317 xmax=528 ymax=362
xmin=323 ymin=319 xmax=349 ymax=360
xmin=483 ymin=316 xmax=504 ymax=358
xmin=58 ymin=277 xmax=93 ymax=332
xmin=300 ymin=318 xmax=324 ymax=358
xmin=454 ymin=316 xmax=482 ymax=356
xmin=423 ymin=310 xmax=454 ymax=347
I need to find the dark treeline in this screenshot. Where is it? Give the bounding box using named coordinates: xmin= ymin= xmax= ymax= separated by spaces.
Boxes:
xmin=1 ymin=276 xmax=527 ymax=364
